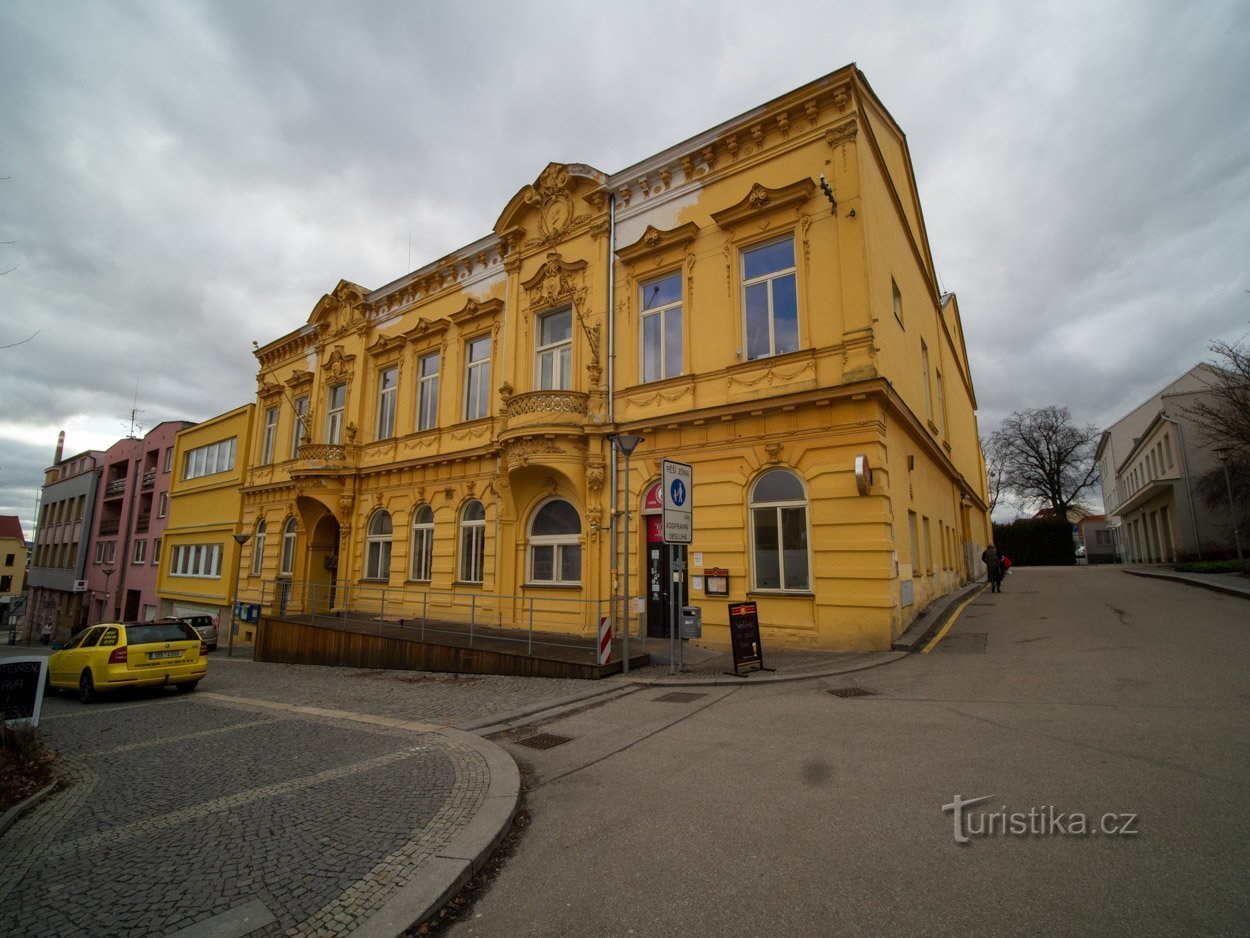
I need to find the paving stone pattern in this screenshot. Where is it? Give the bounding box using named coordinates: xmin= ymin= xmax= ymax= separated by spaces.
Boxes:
xmin=0 ymin=692 xmax=489 ymax=938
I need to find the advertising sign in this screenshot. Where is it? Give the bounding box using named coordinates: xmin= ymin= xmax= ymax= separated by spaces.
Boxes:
xmin=1 ymin=657 xmax=48 ymax=728
xmin=661 ymin=459 xmax=693 ymax=544
xmin=727 ymin=602 xmax=765 ymax=676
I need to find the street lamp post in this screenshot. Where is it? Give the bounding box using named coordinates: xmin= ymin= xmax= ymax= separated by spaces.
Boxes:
xmin=1215 ymin=448 xmax=1245 ymax=569
xmin=609 ymin=433 xmax=644 ymax=675
xmin=101 ymin=567 xmax=115 ymax=624
xmin=228 ymin=533 xmax=251 ymax=658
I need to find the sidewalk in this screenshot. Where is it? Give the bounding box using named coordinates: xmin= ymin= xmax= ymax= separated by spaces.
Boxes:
xmin=1122 ymin=565 xmax=1250 ymax=600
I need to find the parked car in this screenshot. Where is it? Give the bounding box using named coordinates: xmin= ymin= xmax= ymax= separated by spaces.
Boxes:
xmin=173 ymin=614 xmax=219 ymax=651
xmin=46 ymin=620 xmax=208 ymax=703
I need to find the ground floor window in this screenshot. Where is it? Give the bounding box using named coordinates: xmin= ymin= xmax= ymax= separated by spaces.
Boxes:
xmin=749 ymin=468 xmax=810 ymax=591
xmin=411 ymin=505 xmax=434 ymax=581
xmin=527 ymin=499 xmax=581 ymax=585
xmin=459 ymin=500 xmax=485 ymax=583
xmin=364 ymin=510 xmax=392 ymax=580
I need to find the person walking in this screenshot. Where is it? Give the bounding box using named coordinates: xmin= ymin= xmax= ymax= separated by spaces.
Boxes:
xmin=982 ymin=544 xmax=1004 ymax=593
xmin=40 ymin=621 xmax=53 ymax=645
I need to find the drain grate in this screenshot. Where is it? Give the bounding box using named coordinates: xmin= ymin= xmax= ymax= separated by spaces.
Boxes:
xmin=654 ymin=692 xmax=708 ymax=703
xmin=515 ymin=733 xmax=573 ymax=750
xmin=828 ymin=686 xmax=875 ymax=698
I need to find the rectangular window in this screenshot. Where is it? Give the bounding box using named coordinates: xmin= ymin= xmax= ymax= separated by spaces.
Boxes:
xmin=158 ymin=492 xmax=168 ymax=518
xmin=291 ymin=395 xmax=308 ymax=459
xmin=152 ymin=538 xmax=161 ymax=564
xmin=261 ymin=406 xmax=279 ymax=464
xmin=536 ymin=309 xmax=573 ymax=390
xmin=105 ymin=542 xmax=116 ymax=564
xmin=132 ymin=539 xmax=146 ymax=565
xmin=640 ymin=273 xmax=683 ymax=383
xmin=0 ymin=575 xmax=10 ymax=592
xmin=417 ymin=353 xmax=440 ymax=431
xmin=921 ymin=340 xmax=933 ymax=421
xmin=169 ymin=543 xmax=222 ymax=578
xmin=94 ymin=542 xmax=105 ymax=564
xmin=3 ymin=553 xmax=12 ymax=567
xmin=908 ymin=511 xmax=919 ymax=577
xmin=892 ymin=279 xmax=904 ymax=327
xmin=411 ymin=525 xmax=433 ymax=582
xmin=1164 ymin=433 xmax=1173 ymax=468
xmin=376 ymin=366 xmax=398 ymax=439
xmin=742 ymin=238 xmax=799 ymax=361
xmin=464 ymin=335 xmax=491 ymax=421
xmin=923 ymin=516 xmax=932 ymax=573
xmin=326 ymin=384 xmax=346 ymax=444
xmin=183 ymin=438 xmax=237 ymax=480
xmin=163 ymin=446 xmax=174 ymax=473
xmin=936 ymin=369 xmax=946 ymax=434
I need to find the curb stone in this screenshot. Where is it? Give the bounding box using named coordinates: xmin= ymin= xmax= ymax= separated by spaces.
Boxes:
xmin=0 ymin=781 xmax=58 ymax=839
xmin=1122 ymin=568 xmax=1250 ymax=601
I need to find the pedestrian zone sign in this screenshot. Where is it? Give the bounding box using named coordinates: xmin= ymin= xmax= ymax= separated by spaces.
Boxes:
xmin=661 ymin=459 xmax=693 ymax=544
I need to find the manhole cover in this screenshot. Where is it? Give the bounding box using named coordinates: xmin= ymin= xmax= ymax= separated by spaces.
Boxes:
xmin=654 ymin=692 xmax=708 ymax=703
xmin=828 ymin=686 xmax=875 ymax=698
xmin=515 ymin=733 xmax=573 ymax=750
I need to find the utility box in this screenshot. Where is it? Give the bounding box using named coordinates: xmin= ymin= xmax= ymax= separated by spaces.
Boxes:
xmin=680 ymin=605 xmax=702 ymax=640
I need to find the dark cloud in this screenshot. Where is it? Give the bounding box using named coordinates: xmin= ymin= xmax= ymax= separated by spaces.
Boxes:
xmin=1 ymin=0 xmax=1248 ymax=535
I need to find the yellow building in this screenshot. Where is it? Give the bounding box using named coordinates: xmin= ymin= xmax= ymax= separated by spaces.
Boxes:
xmin=157 ymin=404 xmax=257 ymax=639
xmin=1 ymin=515 xmax=29 ymax=634
xmin=241 ymin=65 xmax=990 ymax=652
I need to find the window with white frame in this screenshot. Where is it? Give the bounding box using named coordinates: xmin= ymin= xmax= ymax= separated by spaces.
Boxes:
xmin=749 ymin=468 xmax=810 ymax=591
xmin=158 ymin=492 xmax=168 ymax=518
xmin=291 ymin=395 xmax=309 ymax=459
xmin=528 ymin=499 xmax=581 ymax=585
xmin=536 ymin=309 xmax=573 ymax=390
xmin=364 ymin=510 xmax=392 ymax=580
xmin=169 ymin=543 xmax=222 ymax=578
xmin=280 ymin=517 xmax=297 ymax=576
xmin=459 ymin=499 xmax=486 ymax=583
xmin=251 ymin=520 xmax=267 ymax=576
xmin=95 ymin=542 xmax=105 ymax=563
xmin=105 ymin=542 xmax=116 ymax=564
xmin=464 ymin=336 xmax=491 ymax=420
xmin=132 ymin=539 xmax=146 ymax=564
xmin=376 ymin=366 xmax=398 ymax=440
xmin=410 ymin=504 xmax=434 ymax=581
xmin=742 ymin=238 xmax=799 ymax=361
xmin=326 ymin=384 xmax=346 ymax=445
xmin=183 ymin=438 xmax=237 ymax=480
xmin=163 ymin=446 xmax=174 ymax=473
xmin=921 ymin=340 xmax=933 ymax=422
xmin=417 ymin=353 xmax=439 ymax=431
xmin=892 ymin=278 xmax=904 ymax=327
xmin=936 ymin=368 xmax=946 ymax=434
xmin=152 ymin=538 xmax=161 ymax=564
xmin=261 ymin=406 xmax=279 ymax=464
xmin=640 ymin=273 xmax=683 ymax=383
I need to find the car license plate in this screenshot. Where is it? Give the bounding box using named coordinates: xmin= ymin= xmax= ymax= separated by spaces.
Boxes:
xmin=148 ymin=650 xmax=182 ymax=659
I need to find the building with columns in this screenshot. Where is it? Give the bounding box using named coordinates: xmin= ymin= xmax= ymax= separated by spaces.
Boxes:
xmin=240 ymin=65 xmax=990 ymax=652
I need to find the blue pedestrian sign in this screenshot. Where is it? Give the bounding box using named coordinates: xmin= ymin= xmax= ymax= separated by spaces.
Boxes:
xmin=661 ymin=459 xmax=693 ymax=544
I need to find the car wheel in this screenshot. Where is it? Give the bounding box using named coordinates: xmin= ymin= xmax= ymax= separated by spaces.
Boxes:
xmin=79 ymin=670 xmax=97 ymax=704
xmin=176 ymin=681 xmax=199 ymax=693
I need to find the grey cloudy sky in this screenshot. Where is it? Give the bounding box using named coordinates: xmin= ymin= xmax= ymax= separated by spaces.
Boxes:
xmin=2 ymin=0 xmax=1248 ymax=536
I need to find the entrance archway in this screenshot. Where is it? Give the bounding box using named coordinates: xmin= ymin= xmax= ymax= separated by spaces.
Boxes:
xmin=308 ymin=513 xmax=341 ymax=613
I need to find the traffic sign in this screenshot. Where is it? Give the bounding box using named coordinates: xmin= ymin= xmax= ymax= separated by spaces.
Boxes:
xmin=661 ymin=459 xmax=693 ymax=544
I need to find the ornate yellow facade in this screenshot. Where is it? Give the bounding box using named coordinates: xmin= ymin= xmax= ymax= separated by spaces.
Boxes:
xmin=241 ymin=65 xmax=991 ymax=652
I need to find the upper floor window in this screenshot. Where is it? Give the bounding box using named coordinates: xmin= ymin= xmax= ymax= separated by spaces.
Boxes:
xmin=251 ymin=520 xmax=267 ymax=576
xmin=132 ymin=539 xmax=146 ymax=565
xmin=280 ymin=517 xmax=297 ymax=576
xmin=326 ymin=384 xmax=346 ymax=445
xmin=459 ymin=499 xmax=486 ymax=583
xmin=170 ymin=543 xmax=222 ymax=579
xmin=742 ymin=237 xmax=798 ymax=361
xmin=936 ymin=369 xmax=946 ymax=434
xmin=892 ymin=278 xmax=904 ymax=327
xmin=641 ymin=273 xmax=682 ymax=383
xmin=163 ymin=446 xmax=174 ymax=473
xmin=364 ymin=510 xmax=392 ymax=581
xmin=749 ymin=468 xmax=810 ymax=592
xmin=261 ymin=406 xmax=279 ymax=464
xmin=528 ymin=499 xmax=581 ymax=585
xmin=291 ymin=395 xmax=309 ymax=459
xmin=536 ymin=309 xmax=573 ymax=390
xmin=921 ymin=340 xmax=933 ymax=422
xmin=464 ymin=336 xmax=491 ymax=421
xmin=376 ymin=367 xmax=398 ymax=440
xmin=183 ymin=438 xmax=236 ymax=480
xmin=410 ymin=504 xmax=434 ymax=582
xmin=158 ymin=492 xmax=168 ymax=518
xmin=417 ymin=353 xmax=440 ymax=432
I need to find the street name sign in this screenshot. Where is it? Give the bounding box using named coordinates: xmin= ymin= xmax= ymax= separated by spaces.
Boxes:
xmin=661 ymin=459 xmax=693 ymax=544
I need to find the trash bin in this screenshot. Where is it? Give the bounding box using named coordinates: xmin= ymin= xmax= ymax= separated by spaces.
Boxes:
xmin=680 ymin=605 xmax=702 ymax=640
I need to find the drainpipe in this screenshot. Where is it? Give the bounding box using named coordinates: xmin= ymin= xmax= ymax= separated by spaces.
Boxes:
xmin=607 ymin=192 xmax=619 ymax=619
xmin=1172 ymin=416 xmax=1203 ymax=559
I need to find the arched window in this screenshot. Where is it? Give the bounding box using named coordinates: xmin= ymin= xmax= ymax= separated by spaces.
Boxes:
xmin=459 ymin=500 xmax=485 ymax=583
xmin=749 ymin=469 xmax=810 ymax=591
xmin=250 ymin=519 xmax=267 ymax=576
xmin=528 ymin=499 xmax=581 ymax=585
xmin=411 ymin=504 xmax=434 ymax=582
xmin=364 ymin=510 xmax=392 ymax=581
xmin=279 ymin=517 xmax=297 ymax=576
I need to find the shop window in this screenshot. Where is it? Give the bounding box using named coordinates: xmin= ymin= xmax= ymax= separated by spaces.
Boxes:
xmin=749 ymin=469 xmax=809 ymax=591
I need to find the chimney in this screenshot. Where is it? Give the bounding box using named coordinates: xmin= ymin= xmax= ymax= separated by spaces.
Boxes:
xmin=55 ymin=430 xmax=65 ymax=465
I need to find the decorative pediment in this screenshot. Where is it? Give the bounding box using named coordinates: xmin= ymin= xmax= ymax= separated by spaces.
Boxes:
xmin=616 ymin=222 xmax=700 ymax=266
xmin=257 ymin=377 xmax=284 ymax=399
xmin=310 ymin=279 xmax=372 ymax=340
xmin=323 ymin=345 xmax=357 ymax=383
xmin=494 ymin=162 xmax=607 ymax=246
xmin=711 ymin=179 xmax=818 ymax=231
xmin=284 ymin=369 xmax=314 ymax=391
xmin=401 ymin=316 xmax=452 ymax=346
xmin=365 ymin=332 xmax=402 ymax=357
xmin=449 ymin=296 xmax=505 ymax=331
xmin=520 ymin=252 xmax=589 ymax=311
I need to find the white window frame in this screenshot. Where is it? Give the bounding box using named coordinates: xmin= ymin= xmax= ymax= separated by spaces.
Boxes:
xmin=921 ymin=340 xmax=933 ymax=422
xmin=526 ymin=498 xmax=582 ymax=586
xmin=183 ymin=438 xmax=236 ymax=480
xmin=169 ymin=543 xmax=222 ymax=579
xmin=376 ymin=366 xmax=398 ymax=440
xmin=459 ymin=500 xmax=486 ymax=583
xmin=158 ymin=492 xmax=168 ymax=518
xmin=132 ymin=539 xmax=146 ymax=565
xmin=280 ymin=517 xmax=297 ymax=577
xmin=326 ymin=384 xmax=346 ymax=445
xmin=464 ymin=336 xmax=491 ymax=421
xmin=741 ymin=236 xmax=799 ymax=361
xmin=291 ymin=395 xmax=309 ymax=459
xmin=364 ymin=510 xmax=392 ymax=581
xmin=152 ymin=538 xmax=161 ymax=565
xmin=105 ymin=542 xmax=116 ymax=564
xmin=748 ymin=469 xmax=811 ymax=593
xmin=417 ymin=353 xmax=439 ymax=432
xmin=410 ymin=505 xmax=434 ymax=582
xmin=251 ymin=520 xmax=267 ymax=576
xmin=261 ymin=406 xmax=279 ymax=464
xmin=535 ymin=308 xmax=573 ymax=391
xmin=640 ymin=273 xmax=683 ymax=383
xmin=95 ymin=541 xmax=105 ymax=564
xmin=163 ymin=446 xmax=174 ymax=473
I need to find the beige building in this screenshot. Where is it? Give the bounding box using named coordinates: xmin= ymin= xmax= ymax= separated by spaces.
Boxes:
xmin=240 ymin=65 xmax=990 ymax=652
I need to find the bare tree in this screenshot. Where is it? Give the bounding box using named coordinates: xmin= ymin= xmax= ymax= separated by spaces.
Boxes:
xmin=989 ymin=406 xmax=1099 ymax=520
xmin=1186 ymin=337 xmax=1250 ymax=454
xmin=982 ymin=434 xmax=1007 ymax=515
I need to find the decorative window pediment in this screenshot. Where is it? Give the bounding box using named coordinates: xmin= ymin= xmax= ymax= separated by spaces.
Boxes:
xmin=711 ymin=179 xmax=818 ymax=231
xmin=284 ymin=369 xmax=315 ymax=392
xmin=520 ymin=252 xmax=589 ymax=312
xmin=495 ymin=162 xmax=607 ymax=246
xmin=322 ymin=345 xmax=357 ymax=384
xmin=364 ymin=332 xmax=403 ymax=362
xmin=616 ymin=222 xmax=700 ymax=266
xmin=401 ymin=316 xmax=451 ymax=347
xmin=449 ymin=296 xmax=505 ymax=332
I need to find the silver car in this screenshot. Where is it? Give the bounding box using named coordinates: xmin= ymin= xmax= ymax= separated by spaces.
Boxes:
xmin=172 ymin=614 xmax=218 ymax=651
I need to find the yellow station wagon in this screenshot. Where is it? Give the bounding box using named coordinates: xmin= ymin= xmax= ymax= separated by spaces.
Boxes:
xmin=47 ymin=620 xmax=208 ymax=703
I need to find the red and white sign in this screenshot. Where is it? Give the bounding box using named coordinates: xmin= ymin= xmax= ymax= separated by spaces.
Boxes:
xmin=598 ymin=615 xmax=612 ymax=665
xmin=643 ymin=482 xmax=664 ymax=513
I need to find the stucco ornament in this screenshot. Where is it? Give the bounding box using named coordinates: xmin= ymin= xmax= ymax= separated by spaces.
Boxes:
xmin=526 ymin=163 xmax=575 ymax=242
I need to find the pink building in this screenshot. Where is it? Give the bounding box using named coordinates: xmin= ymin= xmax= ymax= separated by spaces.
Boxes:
xmin=86 ymin=421 xmax=191 ymax=623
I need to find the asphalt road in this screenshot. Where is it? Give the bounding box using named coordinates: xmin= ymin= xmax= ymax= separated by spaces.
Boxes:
xmin=454 ymin=567 xmax=1250 ymax=936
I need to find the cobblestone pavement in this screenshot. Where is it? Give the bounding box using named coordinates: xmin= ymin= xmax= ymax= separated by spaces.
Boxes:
xmin=0 ymin=679 xmax=504 ymax=938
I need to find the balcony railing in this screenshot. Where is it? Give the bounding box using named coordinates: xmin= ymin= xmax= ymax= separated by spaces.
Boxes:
xmin=135 ymin=514 xmax=150 ymax=533
xmin=105 ymin=479 xmax=127 ymax=497
xmin=501 ymin=390 xmax=589 ymax=435
xmin=142 ymin=470 xmax=156 ymax=489
xmin=99 ymin=519 xmax=120 ymax=535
